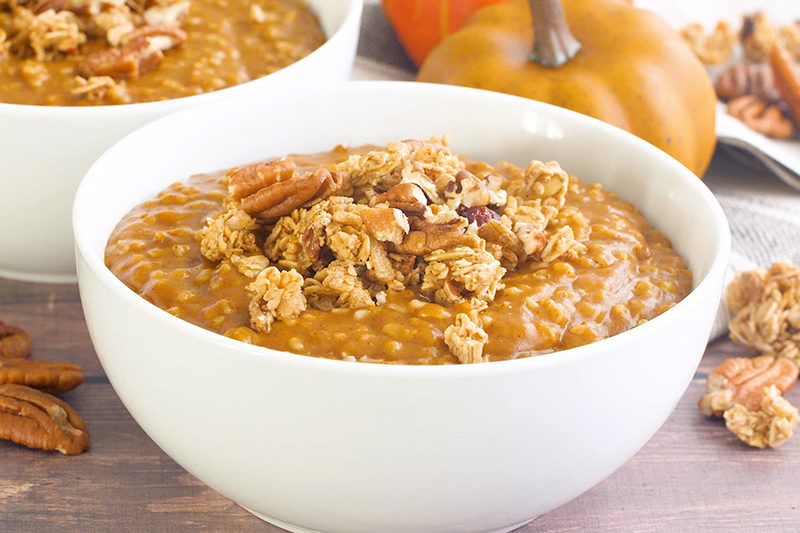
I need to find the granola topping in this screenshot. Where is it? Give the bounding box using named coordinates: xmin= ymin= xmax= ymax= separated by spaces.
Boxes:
xmin=444 ymin=312 xmax=488 ymax=364
xmin=106 ymin=138 xmax=693 ymax=365
xmin=0 ymin=0 xmax=326 ymax=105
xmin=191 ymin=137 xmax=654 ymax=363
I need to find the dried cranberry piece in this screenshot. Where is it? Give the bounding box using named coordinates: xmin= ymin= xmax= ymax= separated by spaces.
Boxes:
xmin=457 ymin=205 xmax=500 ymax=226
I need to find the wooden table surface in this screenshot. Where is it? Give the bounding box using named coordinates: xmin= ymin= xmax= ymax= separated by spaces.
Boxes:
xmin=2 ymin=151 xmax=799 ymax=532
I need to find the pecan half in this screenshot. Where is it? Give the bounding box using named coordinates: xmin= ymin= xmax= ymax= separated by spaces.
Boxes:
xmin=715 ymin=63 xmax=782 ymax=103
xmin=228 ymin=159 xmax=296 ymax=199
xmin=372 ymin=182 xmax=427 ymax=215
xmin=393 ymin=217 xmax=468 ymax=255
xmin=360 ymin=207 xmax=409 ymax=245
xmin=0 ymin=359 xmax=84 ymax=395
xmin=726 ymin=95 xmax=795 ymax=139
xmin=242 ymin=168 xmax=346 ymax=221
xmin=76 ymin=26 xmax=185 ymax=79
xmin=0 ymin=384 xmax=90 ymax=455
xmin=0 ymin=322 xmax=31 ymax=359
xmin=77 ymin=39 xmax=153 ymax=79
xmin=699 ymin=355 xmax=799 ymax=417
xmin=478 ymin=218 xmax=525 ymax=269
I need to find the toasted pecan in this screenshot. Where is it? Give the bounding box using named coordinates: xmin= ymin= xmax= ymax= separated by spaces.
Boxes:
xmin=0 ymin=322 xmax=31 ymax=359
xmin=727 ymin=95 xmax=795 ymax=139
xmin=228 ymin=159 xmax=297 ymax=199
xmin=76 ymin=26 xmax=185 ymax=79
xmin=699 ymin=355 xmax=799 ymax=416
xmin=243 ymin=168 xmax=346 ymax=221
xmin=716 ymin=63 xmax=782 ymax=103
xmin=0 ymin=359 xmax=84 ymax=395
xmin=372 ymin=182 xmax=428 ymax=215
xmin=0 ymin=384 xmax=90 ymax=455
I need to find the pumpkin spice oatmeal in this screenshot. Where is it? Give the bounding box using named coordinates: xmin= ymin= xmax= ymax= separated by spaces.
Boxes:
xmin=0 ymin=0 xmax=325 ymax=105
xmin=105 ymin=137 xmax=692 ymax=365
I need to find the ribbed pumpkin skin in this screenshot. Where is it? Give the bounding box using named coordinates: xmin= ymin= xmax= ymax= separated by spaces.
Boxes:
xmin=417 ymin=0 xmax=717 ymax=177
xmin=382 ymin=0 xmax=508 ymax=66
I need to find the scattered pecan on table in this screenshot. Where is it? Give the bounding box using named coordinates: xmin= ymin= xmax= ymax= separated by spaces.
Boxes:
xmin=0 ymin=321 xmax=89 ymax=454
xmin=0 ymin=321 xmax=32 ymax=359
xmin=699 ymin=356 xmax=799 ymax=449
xmin=726 ymin=95 xmax=796 ymax=139
xmin=0 ymin=359 xmax=84 ymax=395
xmin=0 ymin=384 xmax=90 ymax=455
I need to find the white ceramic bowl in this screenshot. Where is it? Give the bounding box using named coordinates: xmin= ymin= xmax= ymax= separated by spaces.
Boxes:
xmin=0 ymin=0 xmax=361 ymax=283
xmin=74 ymin=82 xmax=730 ymax=533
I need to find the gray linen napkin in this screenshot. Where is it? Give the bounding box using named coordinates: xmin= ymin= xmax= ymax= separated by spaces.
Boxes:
xmin=354 ymin=2 xmax=800 ymax=342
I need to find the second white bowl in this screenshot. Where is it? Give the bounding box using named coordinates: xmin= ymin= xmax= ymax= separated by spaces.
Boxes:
xmin=0 ymin=0 xmax=361 ymax=283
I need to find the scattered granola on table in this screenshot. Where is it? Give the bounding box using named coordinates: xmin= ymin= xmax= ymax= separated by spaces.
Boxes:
xmin=699 ymin=262 xmax=800 ymax=449
xmin=727 ymin=261 xmax=800 ymax=365
xmin=724 ymin=385 xmax=799 ymax=449
xmin=105 ymin=136 xmax=693 ymax=365
xmin=0 ymin=0 xmax=325 ymax=105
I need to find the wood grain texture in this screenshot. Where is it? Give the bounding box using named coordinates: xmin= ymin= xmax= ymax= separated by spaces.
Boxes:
xmin=1 ymin=277 xmax=799 ymax=532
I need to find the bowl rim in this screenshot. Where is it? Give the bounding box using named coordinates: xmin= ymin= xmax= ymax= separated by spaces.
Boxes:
xmin=74 ymin=80 xmax=731 ymax=377
xmin=0 ymin=0 xmax=362 ymax=116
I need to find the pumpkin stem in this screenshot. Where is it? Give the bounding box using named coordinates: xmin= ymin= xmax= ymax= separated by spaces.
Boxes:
xmin=528 ymin=0 xmax=581 ymax=67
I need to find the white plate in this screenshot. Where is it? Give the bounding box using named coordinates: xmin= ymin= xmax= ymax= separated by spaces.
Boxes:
xmin=636 ymin=0 xmax=800 ymax=190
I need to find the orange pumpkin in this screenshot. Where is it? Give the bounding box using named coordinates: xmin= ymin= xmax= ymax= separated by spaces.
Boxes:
xmin=382 ymin=0 xmax=508 ymax=66
xmin=417 ymin=0 xmax=717 ymax=176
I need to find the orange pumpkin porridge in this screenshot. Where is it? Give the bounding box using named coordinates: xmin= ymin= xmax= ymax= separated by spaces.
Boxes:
xmin=105 ymin=137 xmax=692 ymax=365
xmin=0 ymin=0 xmax=324 ymax=105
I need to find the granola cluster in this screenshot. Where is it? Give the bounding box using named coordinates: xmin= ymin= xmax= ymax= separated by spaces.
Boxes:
xmin=0 ymin=0 xmax=190 ymax=102
xmin=198 ymin=137 xmax=587 ymax=363
xmin=700 ymin=262 xmax=800 ymax=448
xmin=680 ymin=21 xmax=737 ymax=65
xmin=682 ymin=13 xmax=800 ymax=66
xmin=727 ymin=262 xmax=800 ymax=365
xmin=724 ymin=385 xmax=799 ymax=449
